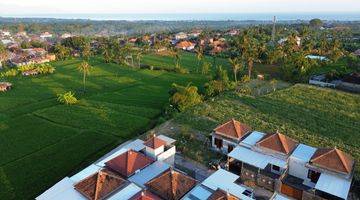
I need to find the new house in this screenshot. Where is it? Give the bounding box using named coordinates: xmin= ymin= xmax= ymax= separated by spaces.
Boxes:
xmin=183 ymin=169 xmax=255 ymax=200
xmin=211 ymin=119 xmax=252 ymax=154
xmin=36 ymin=135 xmax=179 ymax=200
xmin=281 ymin=144 xmax=355 ymax=200
xmin=227 ymin=131 xmax=298 ymax=191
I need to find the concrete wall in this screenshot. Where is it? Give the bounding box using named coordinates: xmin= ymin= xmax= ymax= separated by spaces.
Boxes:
xmin=288 ymin=157 xmax=314 ymax=187
xmin=211 ymin=133 xmax=238 ymax=154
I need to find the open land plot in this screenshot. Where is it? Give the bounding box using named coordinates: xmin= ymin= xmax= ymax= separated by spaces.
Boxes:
xmin=0 ymin=55 xmax=209 ymax=199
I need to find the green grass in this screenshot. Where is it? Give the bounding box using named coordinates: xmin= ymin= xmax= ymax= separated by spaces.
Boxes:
xmin=0 ymin=55 xmax=209 ymax=199
xmin=175 ymin=84 xmax=360 ymax=178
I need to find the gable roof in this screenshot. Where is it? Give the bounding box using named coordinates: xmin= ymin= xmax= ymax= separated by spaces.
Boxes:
xmin=130 ymin=190 xmax=162 ymax=200
xmin=74 ymin=169 xmax=126 ymax=200
xmin=176 ymin=41 xmax=195 ymax=48
xmin=208 ymin=189 xmax=239 ymax=200
xmin=145 ymin=169 xmax=197 ymax=200
xmin=144 ymin=136 xmax=167 ymax=149
xmin=310 ymin=148 xmax=354 ymax=174
xmin=105 ymin=150 xmax=154 ymax=177
xmin=213 ymin=119 xmax=252 ymax=140
xmin=256 ymin=132 xmax=298 ymax=155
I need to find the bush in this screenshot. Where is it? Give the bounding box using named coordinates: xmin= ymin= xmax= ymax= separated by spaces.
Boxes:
xmin=57 ymin=91 xmax=78 ymax=105
xmin=0 ymin=69 xmax=18 ymax=78
xmin=204 ymin=80 xmax=226 ymax=97
xmin=169 ymin=83 xmax=202 ymax=112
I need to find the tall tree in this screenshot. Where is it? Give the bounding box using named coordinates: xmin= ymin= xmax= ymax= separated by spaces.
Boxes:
xmin=77 ymin=61 xmax=91 ymax=92
xmin=235 ymin=31 xmax=260 ymax=78
xmin=195 ymin=46 xmax=204 ymax=73
xmin=228 ymin=57 xmax=243 ymax=83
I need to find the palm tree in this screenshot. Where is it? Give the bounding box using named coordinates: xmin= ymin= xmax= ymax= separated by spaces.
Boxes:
xmin=228 ymin=57 xmax=243 ymax=83
xmin=195 ymin=46 xmax=204 ymax=73
xmin=77 ymin=61 xmax=91 ymax=92
xmin=171 ymin=47 xmax=181 ymax=69
xmin=235 ymin=31 xmax=260 ymax=78
xmin=136 ymin=50 xmax=143 ymax=68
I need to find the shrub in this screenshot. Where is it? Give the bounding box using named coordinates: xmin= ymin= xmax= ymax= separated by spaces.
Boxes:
xmin=169 ymin=83 xmax=202 ymax=112
xmin=204 ymin=80 xmax=226 ymax=97
xmin=0 ymin=69 xmax=18 ymax=78
xmin=57 ymin=91 xmax=78 ymax=105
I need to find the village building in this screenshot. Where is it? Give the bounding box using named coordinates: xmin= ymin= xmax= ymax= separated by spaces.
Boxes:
xmin=227 ymin=131 xmax=298 ymax=191
xmin=175 ymin=32 xmax=188 ymax=40
xmin=183 ymin=169 xmax=255 ymax=200
xmin=145 ymin=168 xmax=197 ymax=200
xmin=40 ymin=32 xmax=53 ymax=39
xmin=0 ymin=82 xmax=12 ymax=92
xmin=60 ymin=33 xmax=72 ymax=39
xmin=176 ymin=41 xmax=196 ymax=51
xmin=36 ymin=135 xmax=178 ymax=200
xmin=211 ymin=119 xmax=252 ymax=154
xmin=280 ymin=145 xmax=354 ymax=200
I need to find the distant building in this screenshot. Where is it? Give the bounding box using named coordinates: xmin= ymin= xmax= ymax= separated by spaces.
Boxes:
xmin=40 ymin=32 xmax=53 ymax=39
xmin=278 ymin=36 xmax=301 ymax=46
xmin=176 ymin=41 xmax=196 ymax=51
xmin=175 ymin=32 xmax=188 ymax=40
xmin=354 ymin=49 xmax=360 ymax=57
xmin=60 ymin=33 xmax=72 ymax=39
xmin=0 ymin=82 xmax=12 ymax=92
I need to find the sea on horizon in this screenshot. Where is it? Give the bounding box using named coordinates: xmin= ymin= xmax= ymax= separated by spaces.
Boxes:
xmin=2 ymin=12 xmax=360 ymax=21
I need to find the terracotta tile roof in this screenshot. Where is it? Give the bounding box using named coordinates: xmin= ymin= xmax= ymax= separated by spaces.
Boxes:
xmin=74 ymin=169 xmax=126 ymax=200
xmin=144 ymin=136 xmax=167 ymax=149
xmin=130 ymin=190 xmax=162 ymax=200
xmin=105 ymin=150 xmax=154 ymax=177
xmin=256 ymin=132 xmax=298 ymax=155
xmin=310 ymin=148 xmax=355 ymax=174
xmin=176 ymin=41 xmax=195 ymax=48
xmin=213 ymin=119 xmax=252 ymax=140
xmin=145 ymin=169 xmax=197 ymax=200
xmin=208 ymin=189 xmax=239 ymax=200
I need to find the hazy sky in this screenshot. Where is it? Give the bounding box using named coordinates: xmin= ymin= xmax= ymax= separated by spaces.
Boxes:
xmin=0 ymin=0 xmax=360 ymax=15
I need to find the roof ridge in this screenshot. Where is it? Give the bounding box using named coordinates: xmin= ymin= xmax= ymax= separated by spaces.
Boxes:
xmin=170 ymin=170 xmax=176 ymax=199
xmin=335 ymin=148 xmax=351 ymax=173
xmin=94 ymin=171 xmax=103 ymax=200
xmin=278 ymin=133 xmax=289 ymax=153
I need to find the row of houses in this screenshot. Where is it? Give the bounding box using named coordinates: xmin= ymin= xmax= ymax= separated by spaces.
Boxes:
xmin=211 ymin=119 xmax=355 ymax=200
xmin=37 ymin=133 xmax=258 ymax=200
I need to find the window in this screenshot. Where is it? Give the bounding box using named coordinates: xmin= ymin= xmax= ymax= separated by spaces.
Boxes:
xmin=272 ymin=165 xmax=280 ymax=172
xmin=242 ymin=190 xmax=252 ymax=197
xmin=228 ymin=145 xmax=234 ymax=153
xmin=214 ymin=138 xmax=223 ymax=149
xmin=308 ymin=169 xmax=321 ymax=183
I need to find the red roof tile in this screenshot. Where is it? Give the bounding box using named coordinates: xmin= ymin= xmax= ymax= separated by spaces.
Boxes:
xmin=208 ymin=189 xmax=239 ymax=200
xmin=145 ymin=169 xmax=197 ymax=200
xmin=310 ymin=148 xmax=354 ymax=174
xmin=144 ymin=136 xmax=167 ymax=149
xmin=256 ymin=132 xmax=298 ymax=155
xmin=105 ymin=150 xmax=154 ymax=177
xmin=74 ymin=169 xmax=126 ymax=200
xmin=214 ymin=119 xmax=252 ymax=140
xmin=130 ymin=190 xmax=162 ymax=200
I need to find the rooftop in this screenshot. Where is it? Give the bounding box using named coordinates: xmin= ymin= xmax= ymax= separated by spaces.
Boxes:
xmin=214 ymin=119 xmax=252 ymax=140
xmin=256 ymin=132 xmax=298 ymax=155
xmin=130 ymin=190 xmax=161 ymax=200
xmin=208 ymin=189 xmax=239 ymax=200
xmin=144 ymin=136 xmax=167 ymax=149
xmin=105 ymin=150 xmax=154 ymax=177
xmin=145 ymin=168 xmax=197 ymax=200
xmin=310 ymin=148 xmax=354 ymax=174
xmin=74 ymin=169 xmax=126 ymax=200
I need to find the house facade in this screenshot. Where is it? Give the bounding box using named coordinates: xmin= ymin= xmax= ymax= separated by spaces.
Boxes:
xmin=211 ymin=119 xmax=252 ymax=154
xmin=227 ymin=131 xmax=298 ymax=192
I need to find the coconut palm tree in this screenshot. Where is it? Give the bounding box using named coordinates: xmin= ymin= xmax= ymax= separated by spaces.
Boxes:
xmin=136 ymin=50 xmax=143 ymax=68
xmin=77 ymin=61 xmax=91 ymax=92
xmin=228 ymin=57 xmax=243 ymax=83
xmin=195 ymin=46 xmax=204 ymax=73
